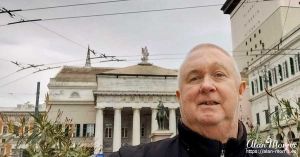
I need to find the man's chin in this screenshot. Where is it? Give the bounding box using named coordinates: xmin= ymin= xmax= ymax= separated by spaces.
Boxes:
xmin=197 ymin=117 xmax=223 ymax=126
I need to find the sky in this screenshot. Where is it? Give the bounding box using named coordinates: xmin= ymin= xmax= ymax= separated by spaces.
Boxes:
xmin=0 ymin=0 xmax=232 ymax=107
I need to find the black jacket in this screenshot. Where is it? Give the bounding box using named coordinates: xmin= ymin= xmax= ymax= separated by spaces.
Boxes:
xmin=110 ymin=122 xmax=290 ymax=157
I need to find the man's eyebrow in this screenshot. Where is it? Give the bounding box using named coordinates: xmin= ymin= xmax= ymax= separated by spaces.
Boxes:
xmin=185 ymin=69 xmax=201 ymax=78
xmin=212 ymin=63 xmax=231 ymax=74
xmin=213 ymin=63 xmax=227 ymax=70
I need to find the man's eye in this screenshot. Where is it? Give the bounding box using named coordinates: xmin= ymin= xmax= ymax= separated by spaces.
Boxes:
xmin=190 ymin=77 xmax=198 ymax=81
xmin=214 ymin=72 xmax=226 ymax=78
xmin=189 ymin=77 xmax=200 ymax=82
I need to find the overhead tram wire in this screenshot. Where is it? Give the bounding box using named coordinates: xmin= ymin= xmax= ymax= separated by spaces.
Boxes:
xmin=0 ymin=0 xmax=281 ymax=25
xmin=1 ymin=4 xmax=223 ymax=25
xmin=0 ymin=73 xmax=34 ymax=88
xmin=0 ymin=71 xmax=18 ymax=81
xmin=1 ymin=10 xmax=122 ymax=61
xmin=42 ymin=4 xmax=224 ymax=22
xmin=6 ymin=0 xmax=134 ymax=13
xmin=0 ymin=0 xmax=276 ymax=14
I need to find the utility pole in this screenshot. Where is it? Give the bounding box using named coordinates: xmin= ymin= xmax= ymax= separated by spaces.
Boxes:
xmin=263 ymin=65 xmax=273 ymax=138
xmin=34 ymin=82 xmax=40 ymax=122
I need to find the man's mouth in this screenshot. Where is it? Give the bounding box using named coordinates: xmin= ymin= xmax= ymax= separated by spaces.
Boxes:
xmin=198 ymin=100 xmax=220 ymax=105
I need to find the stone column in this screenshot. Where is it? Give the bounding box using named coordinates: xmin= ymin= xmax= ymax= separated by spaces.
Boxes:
xmin=94 ymin=108 xmax=104 ymax=154
xmin=113 ymin=107 xmax=122 ymax=152
xmin=169 ymin=108 xmax=177 ymax=136
xmin=132 ymin=107 xmax=141 ymax=145
xmin=151 ymin=108 xmax=158 ymax=133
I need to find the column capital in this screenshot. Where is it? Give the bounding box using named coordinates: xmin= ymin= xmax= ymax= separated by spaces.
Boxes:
xmin=132 ymin=107 xmax=142 ymax=110
xmin=113 ymin=107 xmax=123 ymax=110
xmin=95 ymin=106 xmax=105 ymax=110
xmin=168 ymin=107 xmax=178 ymax=110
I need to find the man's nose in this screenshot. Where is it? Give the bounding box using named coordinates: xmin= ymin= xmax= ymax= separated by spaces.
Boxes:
xmin=199 ymin=76 xmax=216 ymax=94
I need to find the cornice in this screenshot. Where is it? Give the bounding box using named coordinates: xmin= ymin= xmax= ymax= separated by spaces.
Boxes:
xmin=93 ymin=90 xmax=176 ymax=96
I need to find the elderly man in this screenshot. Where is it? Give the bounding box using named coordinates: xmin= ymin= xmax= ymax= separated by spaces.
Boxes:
xmin=110 ymin=43 xmax=290 ymax=157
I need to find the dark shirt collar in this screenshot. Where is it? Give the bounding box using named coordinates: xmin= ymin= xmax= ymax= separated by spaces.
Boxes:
xmin=178 ymin=121 xmax=247 ymax=157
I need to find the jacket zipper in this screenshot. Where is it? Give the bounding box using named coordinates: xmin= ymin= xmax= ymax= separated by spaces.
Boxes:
xmin=220 ymin=144 xmax=225 ymax=157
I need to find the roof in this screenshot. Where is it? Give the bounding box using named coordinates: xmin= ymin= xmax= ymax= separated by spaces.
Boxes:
xmin=0 ymin=104 xmax=46 ymax=113
xmin=54 ymin=66 xmax=115 ymax=82
xmin=221 ymin=0 xmax=242 ymax=14
xmin=100 ymin=63 xmax=178 ymax=77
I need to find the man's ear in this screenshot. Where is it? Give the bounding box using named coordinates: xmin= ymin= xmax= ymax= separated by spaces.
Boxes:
xmin=176 ymin=90 xmax=181 ymax=102
xmin=239 ymin=81 xmax=246 ymax=95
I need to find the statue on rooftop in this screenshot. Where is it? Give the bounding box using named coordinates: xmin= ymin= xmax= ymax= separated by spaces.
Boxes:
xmin=141 ymin=46 xmax=149 ymax=63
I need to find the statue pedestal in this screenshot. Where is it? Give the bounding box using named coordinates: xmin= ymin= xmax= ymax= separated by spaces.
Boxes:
xmin=150 ymin=130 xmax=173 ymax=142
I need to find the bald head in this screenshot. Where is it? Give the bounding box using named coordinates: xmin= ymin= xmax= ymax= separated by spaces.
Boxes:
xmin=178 ymin=43 xmax=241 ymax=88
xmin=175 ymin=43 xmax=246 ymax=140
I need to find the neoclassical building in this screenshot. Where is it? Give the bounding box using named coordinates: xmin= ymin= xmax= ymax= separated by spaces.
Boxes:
xmin=47 ymin=51 xmax=179 ymax=155
xmin=222 ymin=0 xmax=300 ymax=142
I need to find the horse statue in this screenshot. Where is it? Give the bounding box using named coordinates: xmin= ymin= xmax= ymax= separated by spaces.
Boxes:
xmin=156 ymin=101 xmax=169 ymax=130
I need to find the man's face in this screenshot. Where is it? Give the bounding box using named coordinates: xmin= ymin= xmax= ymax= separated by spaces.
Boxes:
xmin=176 ymin=47 xmax=245 ymax=129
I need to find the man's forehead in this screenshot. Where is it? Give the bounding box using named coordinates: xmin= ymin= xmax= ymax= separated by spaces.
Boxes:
xmin=188 ymin=45 xmax=231 ymax=58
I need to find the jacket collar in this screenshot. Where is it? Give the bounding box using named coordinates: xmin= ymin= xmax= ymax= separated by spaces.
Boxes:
xmin=178 ymin=121 xmax=247 ymax=157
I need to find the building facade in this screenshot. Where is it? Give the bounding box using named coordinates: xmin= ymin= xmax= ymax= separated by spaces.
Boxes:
xmin=0 ymin=102 xmax=45 ymax=156
xmin=222 ymin=0 xmax=300 ymax=142
xmin=47 ymin=52 xmax=179 ymax=155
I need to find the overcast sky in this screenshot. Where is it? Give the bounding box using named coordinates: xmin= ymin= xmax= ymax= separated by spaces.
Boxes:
xmin=0 ymin=0 xmax=232 ymax=107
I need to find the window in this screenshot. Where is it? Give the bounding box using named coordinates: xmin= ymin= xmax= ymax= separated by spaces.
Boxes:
xmin=297 ymin=53 xmax=300 ymax=72
xmin=259 ymin=29 xmax=261 ymax=34
xmin=2 ymin=126 xmax=8 ymax=134
xmin=284 ymin=61 xmax=289 ymax=78
xmin=268 ymin=71 xmax=272 ymax=86
xmin=65 ymin=125 xmax=70 ymax=137
xmin=83 ymin=124 xmax=87 ymax=137
xmin=254 ymin=79 xmax=258 ymax=93
xmin=246 ymin=41 xmax=248 ymax=46
xmin=251 ymin=81 xmax=255 ymax=95
xmin=256 ymin=113 xmax=260 ymax=125
xmin=76 ymin=124 xmax=80 ymax=137
xmin=259 ymin=76 xmax=263 ymax=91
xmin=70 ymin=92 xmax=80 ymax=98
xmin=254 ymin=33 xmax=256 ymax=38
xmin=250 ymin=38 xmax=252 ymax=42
xmin=82 ymin=124 xmax=94 ymax=137
xmin=57 ymin=124 xmax=63 ymax=131
xmin=273 ymin=68 xmax=277 ymax=84
xmin=105 ymin=127 xmax=112 ymax=138
xmin=141 ymin=124 xmax=145 ymax=137
xmin=278 ymin=64 xmax=283 ymax=81
xmin=121 ymin=127 xmax=128 ymax=138
xmin=295 ymin=55 xmax=299 ymax=73
xmin=24 ymin=126 xmax=29 ymax=134
xmin=14 ymin=125 xmax=19 ymax=136
xmin=290 ymin=57 xmax=295 ymax=75
xmin=264 ymin=110 xmax=270 ymax=124
xmin=83 ymin=124 xmax=95 ymax=137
